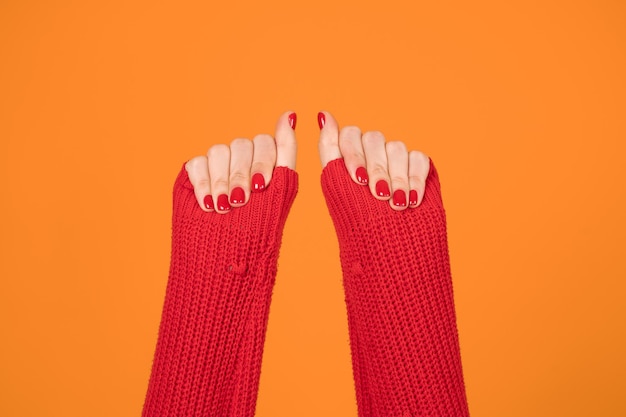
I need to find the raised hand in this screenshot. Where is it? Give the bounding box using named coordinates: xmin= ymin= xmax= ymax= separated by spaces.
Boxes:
xmin=185 ymin=111 xmax=297 ymax=213
xmin=143 ymin=112 xmax=299 ymax=417
xmin=318 ymin=110 xmax=470 ymax=417
xmin=318 ymin=110 xmax=431 ymax=210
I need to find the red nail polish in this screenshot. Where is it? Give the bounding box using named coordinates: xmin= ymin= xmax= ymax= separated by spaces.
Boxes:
xmin=375 ymin=180 xmax=391 ymax=197
xmin=317 ymin=112 xmax=326 ymax=129
xmin=393 ymin=190 xmax=407 ymax=207
xmin=230 ymin=187 xmax=245 ymax=204
xmin=355 ymin=167 xmax=368 ymax=184
xmin=288 ymin=112 xmax=297 ymax=130
xmin=217 ymin=194 xmax=231 ymax=211
xmin=204 ymin=195 xmax=214 ymax=210
xmin=409 ymin=190 xmax=418 ymax=206
xmin=251 ymin=173 xmax=266 ymax=192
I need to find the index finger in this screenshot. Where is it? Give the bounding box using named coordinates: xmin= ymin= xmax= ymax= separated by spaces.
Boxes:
xmin=185 ymin=156 xmax=214 ymax=211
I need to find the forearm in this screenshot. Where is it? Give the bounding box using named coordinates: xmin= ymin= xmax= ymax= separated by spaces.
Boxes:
xmin=143 ymin=165 xmax=298 ymax=417
xmin=322 ymin=158 xmax=469 ymax=416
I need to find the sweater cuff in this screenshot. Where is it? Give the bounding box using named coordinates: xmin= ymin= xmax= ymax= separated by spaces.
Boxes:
xmin=320 ymin=157 xmax=445 ymax=240
xmin=172 ymin=163 xmax=299 ymax=222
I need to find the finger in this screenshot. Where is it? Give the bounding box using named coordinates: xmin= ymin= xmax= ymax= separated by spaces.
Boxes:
xmin=339 ymin=126 xmax=368 ymax=185
xmin=185 ymin=155 xmax=214 ymax=211
xmin=251 ymin=134 xmax=277 ymax=192
xmin=275 ymin=111 xmax=297 ymax=170
xmin=317 ymin=110 xmax=342 ymax=168
xmin=408 ymin=150 xmax=431 ymax=207
xmin=228 ymin=138 xmax=253 ymax=207
xmin=207 ymin=144 xmax=231 ymax=213
xmin=362 ymin=130 xmax=391 ymax=201
xmin=385 ymin=141 xmax=409 ymax=211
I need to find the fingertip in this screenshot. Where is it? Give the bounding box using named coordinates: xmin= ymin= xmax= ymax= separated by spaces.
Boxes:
xmin=318 ymin=110 xmax=339 ymax=131
xmin=355 ymin=166 xmax=369 ymax=185
xmin=203 ymin=194 xmax=215 ymax=212
xmin=229 ymin=186 xmax=247 ymax=207
xmin=390 ymin=189 xmax=408 ymax=211
xmin=408 ymin=189 xmax=419 ymax=208
xmin=372 ymin=178 xmax=392 ymax=201
xmin=251 ymin=172 xmax=266 ymax=193
xmin=288 ymin=112 xmax=297 ymax=130
xmin=215 ymin=193 xmax=232 ymax=214
xmin=317 ymin=111 xmax=326 ymax=129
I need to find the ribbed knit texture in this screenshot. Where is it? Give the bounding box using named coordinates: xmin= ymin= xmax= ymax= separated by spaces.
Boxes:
xmin=321 ymin=158 xmax=470 ymax=417
xmin=143 ymin=164 xmax=298 ymax=417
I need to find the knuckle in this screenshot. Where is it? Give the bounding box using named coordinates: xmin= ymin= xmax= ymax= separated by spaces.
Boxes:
xmin=362 ymin=130 xmax=386 ymax=146
xmin=212 ymin=179 xmax=229 ymax=190
xmin=339 ymin=136 xmax=364 ymax=158
xmin=391 ymin=175 xmax=409 ymax=187
xmin=186 ymin=155 xmax=206 ymax=171
xmin=195 ymin=178 xmax=211 ymax=189
xmin=252 ymin=137 xmax=277 ymax=160
xmin=369 ymin=164 xmax=388 ymax=177
xmin=208 ymin=144 xmax=229 ymax=158
xmin=230 ymin=137 xmax=251 ymax=149
xmin=349 ymin=150 xmax=366 ymax=162
xmin=408 ymin=174 xmax=424 ymax=184
xmin=410 ymin=150 xmax=429 ymax=163
xmin=253 ymin=133 xmax=274 ymax=144
xmin=386 ymin=140 xmax=407 ymax=153
xmin=340 ymin=125 xmax=361 ymax=138
xmin=229 ymin=171 xmax=247 ymax=184
xmin=251 ymin=161 xmax=270 ymax=173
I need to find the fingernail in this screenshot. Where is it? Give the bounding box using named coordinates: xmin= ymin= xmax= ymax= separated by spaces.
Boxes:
xmin=203 ymin=195 xmax=214 ymax=210
xmin=375 ymin=180 xmax=391 ymax=197
xmin=288 ymin=112 xmax=297 ymax=130
xmin=217 ymin=194 xmax=231 ymax=211
xmin=251 ymin=173 xmax=266 ymax=192
xmin=230 ymin=187 xmax=245 ymax=204
xmin=355 ymin=167 xmax=368 ymax=185
xmin=409 ymin=190 xmax=418 ymax=206
xmin=317 ymin=112 xmax=326 ymax=129
xmin=393 ymin=190 xmax=407 ymax=207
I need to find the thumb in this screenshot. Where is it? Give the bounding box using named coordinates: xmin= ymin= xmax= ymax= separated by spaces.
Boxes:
xmin=275 ymin=111 xmax=298 ymax=170
xmin=317 ymin=111 xmax=342 ymax=168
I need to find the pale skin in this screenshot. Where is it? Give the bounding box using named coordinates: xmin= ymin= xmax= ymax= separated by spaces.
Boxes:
xmin=185 ymin=110 xmax=431 ymax=213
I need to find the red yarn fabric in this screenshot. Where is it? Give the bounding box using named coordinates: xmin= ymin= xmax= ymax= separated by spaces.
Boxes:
xmin=144 ymin=157 xmax=468 ymax=416
xmin=142 ymin=165 xmax=298 ymax=417
xmin=321 ymin=158 xmax=470 ymax=417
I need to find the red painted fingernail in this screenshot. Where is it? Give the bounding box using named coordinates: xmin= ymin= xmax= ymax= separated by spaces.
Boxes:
xmin=288 ymin=112 xmax=297 ymax=130
xmin=203 ymin=195 xmax=214 ymax=210
xmin=317 ymin=112 xmax=326 ymax=129
xmin=251 ymin=173 xmax=266 ymax=192
xmin=217 ymin=194 xmax=231 ymax=211
xmin=409 ymin=190 xmax=418 ymax=206
xmin=375 ymin=180 xmax=391 ymax=197
xmin=355 ymin=167 xmax=368 ymax=184
xmin=393 ymin=190 xmax=407 ymax=207
xmin=230 ymin=187 xmax=245 ymax=204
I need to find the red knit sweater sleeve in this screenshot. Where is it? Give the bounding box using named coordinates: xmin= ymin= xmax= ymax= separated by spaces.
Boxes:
xmin=142 ymin=164 xmax=298 ymax=417
xmin=321 ymin=158 xmax=470 ymax=417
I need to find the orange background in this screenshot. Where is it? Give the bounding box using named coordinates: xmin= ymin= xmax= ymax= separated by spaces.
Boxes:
xmin=1 ymin=0 xmax=625 ymax=416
